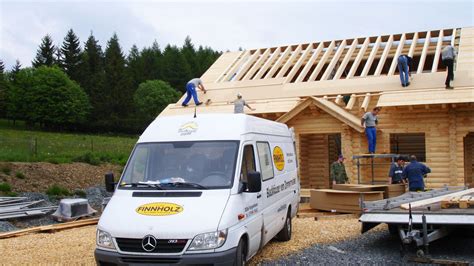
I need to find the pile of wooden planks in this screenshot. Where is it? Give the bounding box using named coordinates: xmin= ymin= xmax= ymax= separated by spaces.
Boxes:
xmin=332 ymin=184 xmax=406 ymax=198
xmin=441 ymin=195 xmax=474 ymax=209
xmin=310 ymin=189 xmax=384 ymax=214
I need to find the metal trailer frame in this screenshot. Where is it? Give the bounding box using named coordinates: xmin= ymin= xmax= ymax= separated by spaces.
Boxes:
xmin=352 ymin=153 xmax=399 ymax=185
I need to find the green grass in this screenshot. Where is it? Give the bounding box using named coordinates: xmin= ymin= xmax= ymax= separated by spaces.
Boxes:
xmin=0 ymin=119 xmax=137 ymax=165
xmin=0 ymin=182 xmax=12 ymax=192
xmin=1 ymin=166 xmax=11 ymax=175
xmin=46 ymin=184 xmax=71 ymax=197
xmin=15 ymin=171 xmax=26 ymax=179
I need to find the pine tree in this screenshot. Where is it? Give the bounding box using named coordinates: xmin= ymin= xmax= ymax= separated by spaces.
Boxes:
xmin=141 ymin=40 xmax=162 ymax=81
xmin=60 ymin=29 xmax=82 ymax=82
xmin=127 ymin=44 xmax=143 ymax=90
xmin=32 ymin=34 xmax=56 ymax=68
xmin=196 ymin=46 xmax=222 ymax=76
xmin=181 ymin=36 xmax=198 ymax=79
xmin=161 ymin=44 xmax=191 ymax=93
xmin=0 ymin=59 xmax=7 ymax=118
xmin=0 ymin=60 xmax=4 ymax=74
xmin=10 ymin=59 xmax=22 ymax=81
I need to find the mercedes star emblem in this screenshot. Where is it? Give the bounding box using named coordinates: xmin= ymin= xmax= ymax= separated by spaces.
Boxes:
xmin=142 ymin=235 xmax=157 ymax=252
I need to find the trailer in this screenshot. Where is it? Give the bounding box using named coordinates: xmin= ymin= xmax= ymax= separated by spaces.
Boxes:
xmin=359 ymin=187 xmax=474 ymax=258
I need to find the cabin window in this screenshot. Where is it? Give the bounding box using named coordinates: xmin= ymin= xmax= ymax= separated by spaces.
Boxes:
xmin=257 ymin=142 xmax=275 ymax=181
xmin=390 ymin=133 xmax=426 ymax=162
xmin=240 ymin=145 xmax=256 ymax=183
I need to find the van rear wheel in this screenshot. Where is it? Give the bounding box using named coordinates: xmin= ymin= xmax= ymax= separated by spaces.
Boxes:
xmin=276 ymin=209 xmax=292 ymax=241
xmin=234 ymin=238 xmax=246 ymax=266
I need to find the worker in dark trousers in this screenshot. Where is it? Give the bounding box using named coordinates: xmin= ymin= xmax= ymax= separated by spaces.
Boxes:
xmin=361 ymin=107 xmax=381 ymax=154
xmin=331 ymin=155 xmax=348 ymax=185
xmin=402 ymin=155 xmax=431 ymax=191
xmin=441 ymin=45 xmax=456 ymax=89
xmin=388 ymin=156 xmax=405 ymax=184
xmin=182 ymin=78 xmax=207 ymax=107
xmin=397 ymin=54 xmax=413 ymax=87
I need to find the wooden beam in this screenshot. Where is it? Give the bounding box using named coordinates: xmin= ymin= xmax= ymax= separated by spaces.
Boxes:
xmin=266 ymin=46 xmax=291 ymax=79
xmin=321 ymin=40 xmax=347 ymax=80
xmin=431 ymin=30 xmax=444 ymax=72
xmin=374 ymin=35 xmax=393 ymax=76
xmin=388 ymin=34 xmax=406 ymax=76
xmin=308 ymin=40 xmax=336 ymax=81
xmin=417 ymin=31 xmax=431 ymax=74
xmin=242 ymin=48 xmax=271 ymax=80
xmin=360 ymin=93 xmax=371 ymax=112
xmin=345 ymin=94 xmax=356 ymax=110
xmin=253 ymin=47 xmax=281 ymax=79
xmin=451 ymin=28 xmax=456 ymax=46
xmin=347 ymin=37 xmax=370 ymax=78
xmin=408 ymin=32 xmax=419 ymax=58
xmin=222 ymin=50 xmax=251 ymax=82
xmin=361 ymin=36 xmax=382 ymax=77
xmin=285 ymin=43 xmax=314 ymax=83
xmin=295 ymin=42 xmax=324 ymax=83
xmin=215 ymin=50 xmax=246 ymax=82
xmin=400 ymin=189 xmax=474 ymax=210
xmin=277 ymin=44 xmax=302 ymax=78
xmin=335 ymin=94 xmax=343 ymax=105
xmin=333 ymin=39 xmax=358 ymax=80
xmin=233 ymin=49 xmax=262 ymax=81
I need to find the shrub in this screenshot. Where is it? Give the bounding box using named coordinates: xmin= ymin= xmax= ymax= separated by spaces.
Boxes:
xmin=74 ymin=189 xmax=87 ymax=198
xmin=1 ymin=166 xmax=11 ymax=175
xmin=0 ymin=182 xmax=12 ymax=192
xmin=15 ymin=172 xmax=26 ymax=179
xmin=46 ymin=184 xmax=70 ymax=197
xmin=73 ymin=152 xmax=101 ymax=166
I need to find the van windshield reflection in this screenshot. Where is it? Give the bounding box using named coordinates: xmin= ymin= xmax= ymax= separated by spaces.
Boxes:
xmin=119 ymin=141 xmax=238 ymax=190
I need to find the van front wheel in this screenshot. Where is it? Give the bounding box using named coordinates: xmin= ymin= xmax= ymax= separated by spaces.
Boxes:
xmin=234 ymin=238 xmax=246 ymax=266
xmin=276 ymin=210 xmax=292 ymax=241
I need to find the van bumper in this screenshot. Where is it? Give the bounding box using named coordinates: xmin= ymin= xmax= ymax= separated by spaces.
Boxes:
xmin=95 ymin=247 xmax=236 ymax=265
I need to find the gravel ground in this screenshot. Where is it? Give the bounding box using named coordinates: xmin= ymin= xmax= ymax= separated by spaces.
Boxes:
xmin=265 ymin=228 xmax=474 ymax=265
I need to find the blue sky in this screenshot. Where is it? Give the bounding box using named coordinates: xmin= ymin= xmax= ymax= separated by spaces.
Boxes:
xmin=0 ymin=0 xmax=473 ymax=69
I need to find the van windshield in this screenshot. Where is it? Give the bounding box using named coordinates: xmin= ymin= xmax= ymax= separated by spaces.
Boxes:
xmin=119 ymin=141 xmax=239 ymax=189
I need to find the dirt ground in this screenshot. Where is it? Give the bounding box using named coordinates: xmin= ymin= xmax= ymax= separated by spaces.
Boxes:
xmin=0 ymin=217 xmax=372 ymax=265
xmin=0 ymin=162 xmax=122 ymax=193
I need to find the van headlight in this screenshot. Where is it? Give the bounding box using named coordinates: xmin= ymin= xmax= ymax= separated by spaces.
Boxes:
xmin=188 ymin=229 xmax=227 ymax=250
xmin=97 ymin=229 xmax=115 ymax=250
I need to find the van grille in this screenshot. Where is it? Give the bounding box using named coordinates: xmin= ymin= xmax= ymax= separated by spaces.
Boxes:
xmin=115 ymin=238 xmax=188 ymax=253
xmin=120 ymin=257 xmax=180 ymax=264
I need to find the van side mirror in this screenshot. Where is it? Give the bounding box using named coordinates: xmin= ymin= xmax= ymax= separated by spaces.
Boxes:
xmin=105 ymin=172 xmax=116 ymax=193
xmin=246 ymin=171 xmax=261 ymax=193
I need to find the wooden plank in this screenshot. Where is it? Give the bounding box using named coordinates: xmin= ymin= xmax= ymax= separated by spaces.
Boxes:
xmin=295 ymin=42 xmax=324 ymax=83
xmin=347 ymin=37 xmax=370 ymax=78
xmin=334 ymin=94 xmax=343 ymax=105
xmin=277 ymin=44 xmax=302 ymax=78
xmin=308 ymin=40 xmax=336 ymax=81
xmin=266 ymin=46 xmax=291 ymax=79
xmin=374 ymin=35 xmax=394 ymax=76
xmin=408 ymin=32 xmax=419 ymax=58
xmin=400 ymin=188 xmax=474 ymax=209
xmin=253 ymin=47 xmax=281 ymax=80
xmin=459 ymin=196 xmax=473 ymax=209
xmin=388 ymin=34 xmax=406 ymax=75
xmin=285 ymin=43 xmax=314 ymax=83
xmin=233 ymin=49 xmax=262 ymax=81
xmin=215 ymin=51 xmax=245 ymax=82
xmin=333 ymin=39 xmax=358 ymax=80
xmin=345 ymin=94 xmax=356 ymax=110
xmin=431 ymin=30 xmax=444 ymax=72
xmin=360 ymin=93 xmax=371 ymax=112
xmin=242 ymin=48 xmax=271 ymax=80
xmin=321 ymin=40 xmax=347 ymax=80
xmin=417 ymin=31 xmax=431 ymax=74
xmin=361 ymin=36 xmax=382 ymax=77
xmin=222 ymin=50 xmax=251 ymax=82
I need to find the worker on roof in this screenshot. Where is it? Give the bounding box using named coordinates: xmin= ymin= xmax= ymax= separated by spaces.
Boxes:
xmin=388 ymin=156 xmax=406 ymax=184
xmin=182 ymin=78 xmax=207 ymax=107
xmin=361 ymin=107 xmax=381 ymax=154
xmin=331 ymin=155 xmax=348 ymax=185
xmin=402 ymin=155 xmax=431 ymax=192
xmin=441 ymin=45 xmax=457 ymax=89
xmin=397 ymin=54 xmax=413 ymax=87
xmin=231 ymin=92 xmax=255 ymax=114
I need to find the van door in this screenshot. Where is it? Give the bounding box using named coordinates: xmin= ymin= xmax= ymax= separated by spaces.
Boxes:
xmin=239 ymin=142 xmax=263 ymax=257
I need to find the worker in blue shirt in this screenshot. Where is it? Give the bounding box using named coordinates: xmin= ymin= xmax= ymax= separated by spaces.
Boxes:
xmin=402 ymin=155 xmax=431 ymax=192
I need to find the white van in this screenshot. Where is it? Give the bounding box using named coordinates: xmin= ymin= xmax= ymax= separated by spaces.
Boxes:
xmin=95 ymin=114 xmax=300 ymax=265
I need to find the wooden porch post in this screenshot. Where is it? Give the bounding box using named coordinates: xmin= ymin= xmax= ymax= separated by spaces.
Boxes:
xmin=448 ymin=109 xmax=458 ymax=185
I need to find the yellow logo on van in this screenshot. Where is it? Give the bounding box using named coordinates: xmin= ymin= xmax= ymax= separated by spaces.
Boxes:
xmin=273 ymin=146 xmax=285 ymax=171
xmin=136 ymin=202 xmax=183 ymax=216
xmin=178 ymin=122 xmax=198 ymax=135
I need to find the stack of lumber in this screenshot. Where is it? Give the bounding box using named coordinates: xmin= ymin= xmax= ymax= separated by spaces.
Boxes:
xmin=400 ymin=188 xmax=474 ymax=210
xmin=332 ymin=184 xmax=406 ymax=198
xmin=441 ymin=195 xmax=474 ymax=209
xmin=310 ymin=189 xmax=384 ymax=214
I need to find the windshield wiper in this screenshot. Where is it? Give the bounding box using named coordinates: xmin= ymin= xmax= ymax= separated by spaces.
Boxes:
xmin=162 ymin=182 xmax=208 ymax=190
xmin=121 ymin=182 xmax=164 ymax=190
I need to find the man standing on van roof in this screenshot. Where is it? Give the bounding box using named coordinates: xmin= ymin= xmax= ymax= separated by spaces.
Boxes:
xmin=361 ymin=107 xmax=381 ymax=154
xmin=331 ymin=155 xmax=348 ymax=185
xmin=441 ymin=45 xmax=457 ymax=89
xmin=232 ymin=93 xmax=255 ymax=114
xmin=182 ymin=78 xmax=207 ymax=107
xmin=388 ymin=156 xmax=405 ymax=184
xmin=402 ymin=155 xmax=431 ymax=192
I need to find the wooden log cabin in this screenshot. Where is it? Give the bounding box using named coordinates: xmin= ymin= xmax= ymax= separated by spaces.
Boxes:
xmin=160 ymin=27 xmax=474 ymax=189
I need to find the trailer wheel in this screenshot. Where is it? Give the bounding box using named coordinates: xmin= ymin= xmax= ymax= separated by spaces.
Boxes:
xmin=234 ymin=238 xmax=247 ymax=266
xmin=276 ymin=209 xmax=292 ymax=241
xmin=416 ymin=249 xmax=425 ymax=258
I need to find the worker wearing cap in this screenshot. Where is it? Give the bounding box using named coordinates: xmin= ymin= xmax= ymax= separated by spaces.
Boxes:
xmin=402 ymin=155 xmax=431 ymax=192
xmin=388 ymin=156 xmax=405 ymax=184
xmin=331 ymin=155 xmax=348 ymax=185
xmin=182 ymin=78 xmax=207 ymax=107
xmin=231 ymin=93 xmax=255 ymax=114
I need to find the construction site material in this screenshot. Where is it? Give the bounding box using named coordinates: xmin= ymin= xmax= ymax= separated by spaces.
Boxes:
xmin=0 ymin=217 xmax=99 ymax=239
xmin=0 ymin=197 xmax=57 ymax=220
xmin=310 ymin=189 xmax=384 ymax=213
xmin=332 ymin=183 xmax=406 ymax=198
xmin=52 ymin=198 xmax=97 ymax=222
xmin=352 ymin=154 xmax=398 ymax=185
xmin=441 ymin=195 xmax=474 ymax=209
xmin=400 ymin=188 xmax=474 ymax=210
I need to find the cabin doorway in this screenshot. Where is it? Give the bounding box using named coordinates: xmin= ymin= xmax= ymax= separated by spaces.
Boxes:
xmin=464 ymin=132 xmax=474 ymax=187
xmin=298 ymin=133 xmax=341 ymax=189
